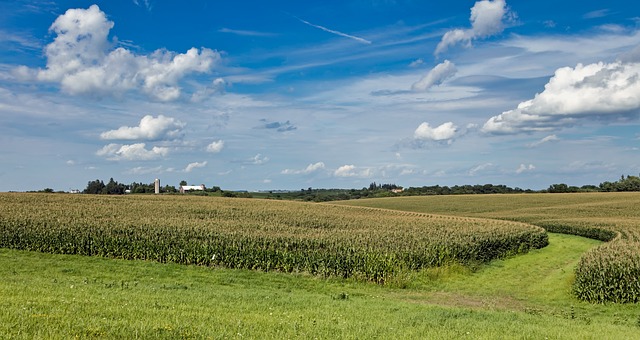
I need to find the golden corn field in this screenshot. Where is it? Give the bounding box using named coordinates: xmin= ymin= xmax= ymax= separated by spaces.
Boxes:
xmin=337 ymin=192 xmax=640 ymax=303
xmin=0 ymin=193 xmax=547 ymax=284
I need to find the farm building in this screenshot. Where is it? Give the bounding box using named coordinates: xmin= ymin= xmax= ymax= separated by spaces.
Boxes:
xmin=179 ymin=184 xmax=206 ymax=193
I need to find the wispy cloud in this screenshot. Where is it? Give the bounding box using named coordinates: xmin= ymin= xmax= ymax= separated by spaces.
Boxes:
xmin=296 ymin=17 xmax=372 ymax=45
xmin=468 ymin=163 xmax=494 ymax=176
xmin=218 ymin=28 xmax=277 ymax=37
xmin=281 ymin=162 xmax=325 ymax=175
xmin=527 ymin=135 xmax=559 ymax=148
xmin=583 ymin=9 xmax=611 ymax=19
xmin=133 ymin=0 xmax=152 ymax=11
xmin=184 ymin=161 xmax=207 ymax=173
xmin=0 ymin=30 xmax=42 ymax=51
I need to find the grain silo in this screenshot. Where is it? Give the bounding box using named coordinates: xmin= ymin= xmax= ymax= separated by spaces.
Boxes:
xmin=154 ymin=178 xmax=160 ymax=194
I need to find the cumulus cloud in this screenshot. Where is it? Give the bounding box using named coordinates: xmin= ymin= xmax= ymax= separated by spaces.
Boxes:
xmin=414 ymin=122 xmax=458 ymax=143
xmin=22 ymin=5 xmax=219 ymax=101
xmin=184 ymin=161 xmax=207 ymax=173
xmin=412 ymin=60 xmax=457 ymax=92
xmin=281 ymin=162 xmax=325 ymax=175
xmin=100 ymin=115 xmax=185 ymax=140
xmin=483 ymin=61 xmax=640 ymax=134
xmin=527 ymin=134 xmax=559 ymax=148
xmin=206 ymin=140 xmax=225 ymax=153
xmin=435 ymin=0 xmax=514 ymax=56
xmin=516 ymin=163 xmax=535 ymax=174
xmin=334 ymin=165 xmax=372 ymax=178
xmin=96 ymin=143 xmax=169 ymax=161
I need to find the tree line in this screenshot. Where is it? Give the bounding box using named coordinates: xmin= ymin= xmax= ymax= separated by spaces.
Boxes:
xmin=30 ymin=175 xmax=640 ymax=199
xmin=82 ymin=178 xmax=178 ymax=194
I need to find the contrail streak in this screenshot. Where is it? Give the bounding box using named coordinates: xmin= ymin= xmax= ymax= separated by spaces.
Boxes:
xmin=297 ymin=17 xmax=372 ymax=45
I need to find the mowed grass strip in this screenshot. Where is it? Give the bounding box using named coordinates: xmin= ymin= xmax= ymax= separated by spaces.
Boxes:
xmin=335 ymin=192 xmax=640 ymax=303
xmin=0 ymin=193 xmax=547 ymax=283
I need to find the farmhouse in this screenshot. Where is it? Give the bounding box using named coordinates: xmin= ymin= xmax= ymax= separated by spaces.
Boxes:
xmin=179 ymin=184 xmax=206 ymax=193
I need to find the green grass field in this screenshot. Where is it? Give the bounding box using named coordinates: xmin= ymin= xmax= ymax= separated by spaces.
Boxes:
xmin=1 ymin=233 xmax=638 ymax=339
xmin=1 ymin=192 xmax=640 ymax=338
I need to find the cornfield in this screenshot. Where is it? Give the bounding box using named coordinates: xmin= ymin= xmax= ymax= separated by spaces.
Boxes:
xmin=0 ymin=193 xmax=547 ymax=283
xmin=337 ymin=192 xmax=640 ymax=302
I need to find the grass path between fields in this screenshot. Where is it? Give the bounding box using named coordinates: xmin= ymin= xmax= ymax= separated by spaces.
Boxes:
xmin=1 ymin=232 xmax=639 ymax=338
xmin=402 ymin=233 xmax=600 ymax=311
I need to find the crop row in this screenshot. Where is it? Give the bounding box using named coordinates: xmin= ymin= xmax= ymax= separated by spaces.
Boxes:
xmin=336 ymin=193 xmax=640 ymax=303
xmin=0 ymin=193 xmax=548 ymax=283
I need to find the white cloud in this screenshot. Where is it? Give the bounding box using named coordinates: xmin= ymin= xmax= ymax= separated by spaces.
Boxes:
xmin=527 ymin=134 xmax=559 ymax=148
xmin=483 ymin=61 xmax=640 ymax=134
xmin=583 ymin=9 xmax=610 ymax=20
xmin=133 ymin=0 xmax=153 ymax=11
xmin=411 ymin=60 xmax=457 ymax=91
xmin=251 ymin=154 xmax=269 ymax=165
xmin=435 ymin=0 xmax=513 ymax=56
xmin=100 ymin=115 xmax=185 ymax=140
xmin=334 ymin=165 xmax=372 ymax=178
xmin=414 ymin=122 xmax=458 ymax=142
xmin=468 ymin=162 xmax=494 ymax=176
xmin=96 ymin=143 xmax=169 ymax=161
xmin=281 ymin=162 xmax=326 ymax=175
xmin=218 ymin=28 xmax=276 ymax=37
xmin=184 ymin=161 xmax=207 ymax=173
xmin=516 ymin=163 xmax=535 ymax=174
xmin=25 ymin=5 xmax=219 ymax=101
xmin=400 ymin=169 xmax=415 ymax=175
xmin=409 ymin=58 xmax=424 ymax=67
xmin=206 ymin=140 xmax=225 ymax=153
xmin=191 ymin=78 xmax=227 ymax=102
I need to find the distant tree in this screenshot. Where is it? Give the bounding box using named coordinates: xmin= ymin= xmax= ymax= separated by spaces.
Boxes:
xmin=84 ymin=179 xmax=105 ymax=194
xmin=580 ymin=185 xmax=599 ymax=192
xmin=548 ymin=183 xmax=569 ymax=193
xmin=600 ymin=175 xmax=640 ymax=192
xmin=205 ymin=186 xmax=221 ymax=193
xmin=180 ymin=180 xmax=188 ymax=186
xmin=103 ymin=178 xmax=126 ymax=195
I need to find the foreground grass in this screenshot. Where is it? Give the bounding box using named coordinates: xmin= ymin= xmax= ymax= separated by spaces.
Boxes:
xmin=2 ymin=233 xmax=639 ymax=339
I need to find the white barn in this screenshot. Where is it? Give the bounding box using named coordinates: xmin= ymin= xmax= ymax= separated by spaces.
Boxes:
xmin=179 ymin=184 xmax=206 ymax=193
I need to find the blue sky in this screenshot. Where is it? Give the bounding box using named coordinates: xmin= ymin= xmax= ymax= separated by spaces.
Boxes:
xmin=1 ymin=0 xmax=639 ymax=192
